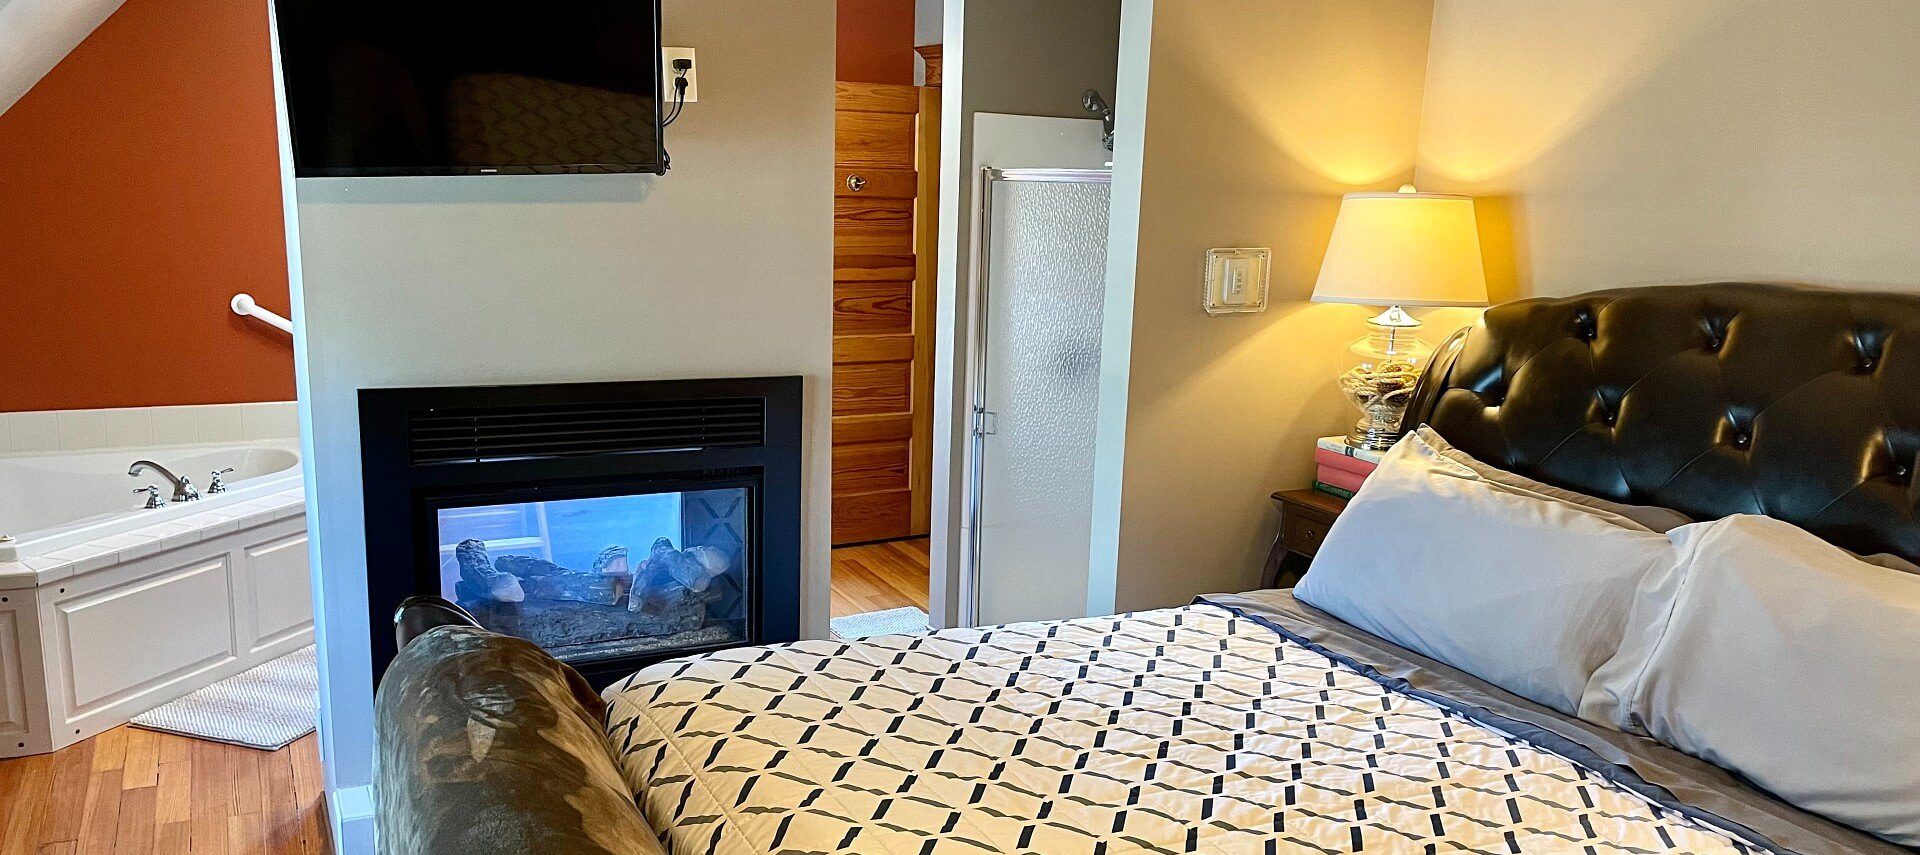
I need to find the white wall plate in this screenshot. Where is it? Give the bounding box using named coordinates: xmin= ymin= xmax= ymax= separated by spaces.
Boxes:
xmin=662 ymin=47 xmax=699 ymax=103
xmin=1202 ymin=247 xmax=1271 ymax=315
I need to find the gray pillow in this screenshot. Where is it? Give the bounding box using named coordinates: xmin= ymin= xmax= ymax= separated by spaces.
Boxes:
xmin=1412 ymin=426 xmax=1693 ymax=533
xmin=1294 ymin=430 xmax=1680 ymax=715
xmin=1581 ymin=514 xmax=1920 ymax=846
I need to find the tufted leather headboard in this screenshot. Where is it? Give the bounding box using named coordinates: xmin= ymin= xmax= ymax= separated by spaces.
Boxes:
xmin=1407 ymin=282 xmax=1920 ymax=560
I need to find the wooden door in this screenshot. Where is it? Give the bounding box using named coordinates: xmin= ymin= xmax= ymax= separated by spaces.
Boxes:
xmin=832 ymin=82 xmax=932 ymax=545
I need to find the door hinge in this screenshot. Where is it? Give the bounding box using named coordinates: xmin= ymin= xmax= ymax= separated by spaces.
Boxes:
xmin=971 ymin=406 xmax=998 ymax=437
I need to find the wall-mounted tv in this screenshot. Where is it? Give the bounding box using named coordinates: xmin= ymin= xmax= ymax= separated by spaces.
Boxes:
xmin=274 ymin=0 xmax=666 ymax=177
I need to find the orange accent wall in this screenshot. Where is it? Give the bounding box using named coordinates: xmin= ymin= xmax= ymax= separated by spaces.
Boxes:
xmin=0 ymin=0 xmax=292 ymax=413
xmin=837 ymin=0 xmax=916 ymax=85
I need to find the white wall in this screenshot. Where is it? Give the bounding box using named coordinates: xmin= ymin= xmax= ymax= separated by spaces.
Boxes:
xmin=1417 ymin=0 xmax=1920 ymax=299
xmin=913 ymin=0 xmax=940 ymax=85
xmin=0 ymin=0 xmax=126 ymax=116
xmin=1096 ymin=0 xmax=1441 ymax=613
xmin=914 ymin=0 xmax=941 ymax=46
xmin=285 ymin=2 xmax=835 ymax=850
xmin=931 ymin=0 xmax=1121 ymax=627
xmin=1085 ymin=0 xmax=1152 ymax=617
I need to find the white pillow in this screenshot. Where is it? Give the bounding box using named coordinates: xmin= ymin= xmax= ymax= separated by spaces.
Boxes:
xmin=1294 ymin=430 xmax=1679 ymax=715
xmin=1580 ymin=514 xmax=1920 ymax=846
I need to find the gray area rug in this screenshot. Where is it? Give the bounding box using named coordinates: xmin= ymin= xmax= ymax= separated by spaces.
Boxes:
xmin=830 ymin=606 xmax=930 ymax=640
xmin=131 ymin=645 xmax=318 ymax=751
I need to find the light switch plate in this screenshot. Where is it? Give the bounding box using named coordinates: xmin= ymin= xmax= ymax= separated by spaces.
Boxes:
xmin=1202 ymin=247 xmax=1271 ymax=315
xmin=662 ymin=47 xmax=699 ymax=103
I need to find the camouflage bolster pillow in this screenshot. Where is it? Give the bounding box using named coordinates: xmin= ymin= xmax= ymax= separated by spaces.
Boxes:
xmin=374 ymin=625 xmax=665 ymax=855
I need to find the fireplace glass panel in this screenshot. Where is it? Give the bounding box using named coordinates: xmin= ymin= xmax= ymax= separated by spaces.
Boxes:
xmin=435 ymin=486 xmax=749 ymax=664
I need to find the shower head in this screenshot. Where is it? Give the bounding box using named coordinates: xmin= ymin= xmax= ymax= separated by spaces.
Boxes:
xmin=1082 ymin=90 xmax=1115 ymax=152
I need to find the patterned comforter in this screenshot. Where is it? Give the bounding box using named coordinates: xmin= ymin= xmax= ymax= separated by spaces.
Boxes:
xmin=603 ymin=605 xmax=1759 ymax=854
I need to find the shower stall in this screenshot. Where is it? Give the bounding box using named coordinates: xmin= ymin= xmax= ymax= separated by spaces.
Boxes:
xmin=963 ymin=166 xmax=1113 ymax=626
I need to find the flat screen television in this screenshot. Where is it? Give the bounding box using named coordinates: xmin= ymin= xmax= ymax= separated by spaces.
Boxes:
xmin=274 ymin=0 xmax=666 ymax=177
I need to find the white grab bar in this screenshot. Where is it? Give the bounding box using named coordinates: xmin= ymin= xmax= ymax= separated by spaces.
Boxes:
xmin=231 ymin=293 xmax=292 ymax=334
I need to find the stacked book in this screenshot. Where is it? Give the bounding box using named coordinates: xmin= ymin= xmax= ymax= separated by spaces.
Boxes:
xmin=1314 ymin=436 xmax=1384 ymax=499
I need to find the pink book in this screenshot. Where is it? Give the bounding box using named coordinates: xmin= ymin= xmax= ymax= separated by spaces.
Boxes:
xmin=1315 ymin=447 xmax=1378 ymax=477
xmin=1315 ymin=464 xmax=1368 ymax=493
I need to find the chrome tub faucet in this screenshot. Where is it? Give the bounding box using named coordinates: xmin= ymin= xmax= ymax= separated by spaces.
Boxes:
xmin=128 ymin=460 xmax=199 ymax=503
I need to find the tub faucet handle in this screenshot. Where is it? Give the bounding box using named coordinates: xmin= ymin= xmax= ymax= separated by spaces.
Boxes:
xmin=208 ymin=468 xmax=235 ymax=495
xmin=135 ymin=485 xmax=167 ymax=509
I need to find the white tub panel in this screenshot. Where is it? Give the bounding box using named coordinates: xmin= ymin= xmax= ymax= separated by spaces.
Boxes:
xmin=58 ymin=556 xmax=237 ymax=714
xmin=0 ymin=609 xmax=28 ymax=739
xmin=0 ymin=500 xmax=310 ymax=759
xmin=246 ymin=533 xmax=313 ymax=653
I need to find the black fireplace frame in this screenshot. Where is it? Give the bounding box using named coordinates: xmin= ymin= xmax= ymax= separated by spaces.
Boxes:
xmin=359 ymin=376 xmax=803 ymax=688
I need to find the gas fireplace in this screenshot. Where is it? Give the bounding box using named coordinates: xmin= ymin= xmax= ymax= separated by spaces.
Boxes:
xmin=359 ymin=377 xmax=801 ymax=687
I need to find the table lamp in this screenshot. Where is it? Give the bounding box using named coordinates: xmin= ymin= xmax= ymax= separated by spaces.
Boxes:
xmin=1312 ymin=185 xmax=1488 ymax=449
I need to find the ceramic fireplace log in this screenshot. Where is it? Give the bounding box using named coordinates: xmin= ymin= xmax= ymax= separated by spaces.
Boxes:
xmin=494 ymin=555 xmax=624 ymax=606
xmin=454 ymin=539 xmax=525 ymax=604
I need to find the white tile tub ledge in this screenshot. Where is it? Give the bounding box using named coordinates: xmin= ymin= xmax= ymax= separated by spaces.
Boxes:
xmin=0 ymin=469 xmax=312 ymax=758
xmin=2 ymin=488 xmax=305 ymax=585
xmin=0 ymin=561 xmax=36 ymax=591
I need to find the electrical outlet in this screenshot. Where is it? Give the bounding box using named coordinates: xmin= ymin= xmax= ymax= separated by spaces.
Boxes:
xmin=662 ymin=47 xmax=699 ymax=104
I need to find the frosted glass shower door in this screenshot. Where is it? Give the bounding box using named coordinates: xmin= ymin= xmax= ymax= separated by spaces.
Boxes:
xmin=969 ymin=169 xmax=1111 ymax=626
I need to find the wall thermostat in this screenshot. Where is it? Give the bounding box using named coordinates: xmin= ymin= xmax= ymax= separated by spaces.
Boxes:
xmin=1203 ymin=247 xmax=1271 ymax=315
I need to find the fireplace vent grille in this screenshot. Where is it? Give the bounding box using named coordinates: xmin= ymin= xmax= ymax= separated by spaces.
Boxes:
xmin=405 ymin=398 xmax=765 ymax=465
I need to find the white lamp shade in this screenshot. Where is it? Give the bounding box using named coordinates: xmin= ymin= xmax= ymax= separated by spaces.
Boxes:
xmin=1312 ymin=190 xmax=1489 ymax=308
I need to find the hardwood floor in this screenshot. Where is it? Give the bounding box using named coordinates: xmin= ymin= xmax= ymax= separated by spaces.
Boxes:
xmin=830 ymin=537 xmax=930 ymax=618
xmin=0 ymin=547 xmax=928 ymax=854
xmin=0 ymin=726 xmax=328 ymax=855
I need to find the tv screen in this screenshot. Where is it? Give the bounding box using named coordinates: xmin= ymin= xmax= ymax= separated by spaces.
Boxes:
xmin=274 ymin=0 xmax=665 ymax=177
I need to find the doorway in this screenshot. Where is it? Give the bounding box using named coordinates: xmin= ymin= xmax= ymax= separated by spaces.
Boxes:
xmin=835 ymin=0 xmax=1127 ymax=634
xmin=827 ymin=16 xmax=943 ymax=632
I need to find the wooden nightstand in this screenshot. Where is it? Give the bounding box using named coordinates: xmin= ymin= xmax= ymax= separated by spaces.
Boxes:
xmin=1261 ymin=489 xmax=1348 ymax=589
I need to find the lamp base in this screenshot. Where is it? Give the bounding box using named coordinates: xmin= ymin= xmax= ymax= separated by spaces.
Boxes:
xmin=1339 ymin=305 xmax=1427 ymax=451
xmin=1346 ymin=418 xmax=1404 ymax=451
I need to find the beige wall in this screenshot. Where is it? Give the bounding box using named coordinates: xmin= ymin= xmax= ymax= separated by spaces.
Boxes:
xmin=1417 ymin=0 xmax=1920 ymax=298
xmin=1102 ymin=0 xmax=1443 ymax=612
xmin=1101 ymin=0 xmax=1920 ymax=613
xmin=288 ymin=2 xmax=835 ymax=845
xmin=961 ymin=0 xmax=1121 ymax=118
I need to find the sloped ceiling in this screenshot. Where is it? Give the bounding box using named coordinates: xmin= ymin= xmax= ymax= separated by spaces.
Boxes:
xmin=0 ymin=0 xmax=129 ymax=116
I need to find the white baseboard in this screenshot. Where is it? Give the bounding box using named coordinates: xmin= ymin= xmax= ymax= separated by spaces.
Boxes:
xmin=328 ymin=785 xmax=376 ymax=855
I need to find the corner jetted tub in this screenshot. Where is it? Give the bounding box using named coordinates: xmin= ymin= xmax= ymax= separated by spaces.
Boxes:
xmin=0 ymin=441 xmax=300 ymax=561
xmin=0 ymin=440 xmax=312 ymax=757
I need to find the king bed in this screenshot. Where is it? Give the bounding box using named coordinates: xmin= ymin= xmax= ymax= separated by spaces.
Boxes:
xmin=373 ymin=283 xmax=1920 ymax=854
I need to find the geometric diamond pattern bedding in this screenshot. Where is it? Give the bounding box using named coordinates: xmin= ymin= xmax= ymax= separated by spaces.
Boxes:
xmin=604 ymin=605 xmax=1759 ymax=854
